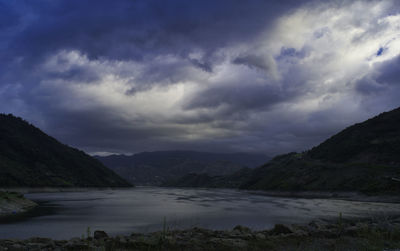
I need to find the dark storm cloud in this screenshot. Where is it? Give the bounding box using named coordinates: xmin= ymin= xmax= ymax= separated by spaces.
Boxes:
xmin=185 ymin=84 xmax=288 ymax=112
xmin=356 ymin=56 xmax=400 ymax=95
xmin=233 ymin=54 xmax=275 ymax=73
xmin=0 ymin=0 xmax=399 ymax=156
xmin=189 ymin=59 xmax=213 ymax=73
xmin=0 ymin=0 xmax=304 ymax=90
xmin=355 ymin=77 xmax=386 ymax=95
xmin=375 ymin=56 xmax=400 ymax=85
xmin=184 ymin=56 xmax=310 ymax=115
xmin=5 ymin=0 xmax=303 ymax=63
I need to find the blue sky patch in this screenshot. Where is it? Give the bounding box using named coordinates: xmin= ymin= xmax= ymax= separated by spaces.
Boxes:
xmin=377 ymin=47 xmax=384 ymax=56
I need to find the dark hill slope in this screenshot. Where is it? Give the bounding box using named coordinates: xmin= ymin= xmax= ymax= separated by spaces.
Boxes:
xmin=241 ymin=108 xmax=400 ymax=194
xmin=0 ymin=114 xmax=131 ymax=187
xmin=308 ymin=108 xmax=400 ymax=164
xmin=161 ymin=167 xmax=254 ymax=188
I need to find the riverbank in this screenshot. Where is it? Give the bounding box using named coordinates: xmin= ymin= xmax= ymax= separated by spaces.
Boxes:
xmin=0 ymin=191 xmax=37 ymax=217
xmin=4 ymin=186 xmax=400 ymax=203
xmin=1 ymin=217 xmax=399 ymax=250
xmin=0 ymin=187 xmax=130 ymax=194
xmin=246 ymin=190 xmax=400 ymax=203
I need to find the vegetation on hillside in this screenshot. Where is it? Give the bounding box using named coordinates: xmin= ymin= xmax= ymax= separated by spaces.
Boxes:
xmin=0 ymin=114 xmax=131 ymax=187
xmin=240 ymin=153 xmax=400 ymax=194
xmin=308 ymin=107 xmax=400 ymax=164
xmin=162 ymin=167 xmax=253 ymax=188
xmin=241 ymin=108 xmax=400 ymax=193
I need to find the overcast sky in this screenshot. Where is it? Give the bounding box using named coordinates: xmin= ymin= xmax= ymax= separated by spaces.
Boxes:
xmin=1 ymin=0 xmax=399 ymax=156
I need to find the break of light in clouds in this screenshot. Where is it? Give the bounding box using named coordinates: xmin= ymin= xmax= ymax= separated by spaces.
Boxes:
xmin=0 ymin=0 xmax=399 ymax=156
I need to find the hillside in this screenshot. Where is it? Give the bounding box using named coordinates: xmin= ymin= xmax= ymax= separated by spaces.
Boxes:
xmin=0 ymin=114 xmax=131 ymax=187
xmin=96 ymin=151 xmax=269 ymax=185
xmin=167 ymin=108 xmax=400 ymax=194
xmin=161 ymin=167 xmax=254 ymax=188
xmin=242 ymin=108 xmax=400 ymax=194
xmin=308 ymin=108 xmax=400 ymax=164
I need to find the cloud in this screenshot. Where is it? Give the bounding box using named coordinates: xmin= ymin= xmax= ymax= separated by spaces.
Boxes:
xmin=233 ymin=54 xmax=278 ymax=78
xmin=5 ymin=0 xmax=302 ymax=62
xmin=375 ymin=56 xmax=400 ymax=85
xmin=0 ymin=0 xmax=399 ymax=156
xmin=355 ymin=56 xmax=400 ymax=95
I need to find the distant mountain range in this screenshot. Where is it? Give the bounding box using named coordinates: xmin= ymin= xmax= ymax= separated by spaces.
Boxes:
xmin=165 ymin=107 xmax=400 ymax=194
xmin=95 ymin=151 xmax=270 ymax=185
xmin=0 ymin=114 xmax=131 ymax=187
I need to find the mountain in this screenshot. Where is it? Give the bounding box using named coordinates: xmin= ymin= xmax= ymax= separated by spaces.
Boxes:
xmin=96 ymin=151 xmax=270 ymax=185
xmin=0 ymin=114 xmax=132 ymax=187
xmin=307 ymin=108 xmax=400 ymax=164
xmin=167 ymin=108 xmax=400 ymax=194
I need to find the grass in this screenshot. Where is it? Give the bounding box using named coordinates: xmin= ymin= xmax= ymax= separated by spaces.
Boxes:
xmin=86 ymin=226 xmax=92 ymax=239
xmin=11 ymin=214 xmax=397 ymax=250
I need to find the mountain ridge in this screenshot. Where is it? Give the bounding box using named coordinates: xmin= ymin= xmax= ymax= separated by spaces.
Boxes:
xmin=96 ymin=150 xmax=270 ymax=185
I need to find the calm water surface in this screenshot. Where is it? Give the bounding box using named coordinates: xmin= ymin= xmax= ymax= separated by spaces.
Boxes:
xmin=1 ymin=187 xmax=400 ymax=239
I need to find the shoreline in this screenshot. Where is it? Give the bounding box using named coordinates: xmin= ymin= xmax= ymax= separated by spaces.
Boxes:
xmin=0 ymin=187 xmax=133 ymax=194
xmin=0 ymin=217 xmax=399 ymax=250
xmin=2 ymin=186 xmax=400 ymax=203
xmin=244 ymin=190 xmax=400 ymax=203
xmin=0 ymin=191 xmax=37 ymax=217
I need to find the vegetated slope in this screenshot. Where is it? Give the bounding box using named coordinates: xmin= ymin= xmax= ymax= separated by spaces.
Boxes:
xmin=0 ymin=114 xmax=132 ymax=187
xmin=161 ymin=167 xmax=254 ymax=188
xmin=307 ymin=108 xmax=400 ymax=164
xmin=96 ymin=151 xmax=269 ymax=185
xmin=242 ymin=108 xmax=400 ymax=194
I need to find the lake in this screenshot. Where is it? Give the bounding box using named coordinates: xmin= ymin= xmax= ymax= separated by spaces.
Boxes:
xmin=1 ymin=187 xmax=399 ymax=239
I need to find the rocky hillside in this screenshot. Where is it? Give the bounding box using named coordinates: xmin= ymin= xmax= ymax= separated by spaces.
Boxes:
xmin=167 ymin=107 xmax=400 ymax=194
xmin=96 ymin=151 xmax=269 ymax=185
xmin=0 ymin=114 xmax=131 ymax=187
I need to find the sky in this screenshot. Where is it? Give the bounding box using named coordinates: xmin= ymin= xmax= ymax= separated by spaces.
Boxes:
xmin=0 ymin=0 xmax=399 ymax=156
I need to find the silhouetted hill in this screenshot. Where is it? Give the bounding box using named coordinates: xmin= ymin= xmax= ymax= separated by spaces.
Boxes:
xmin=308 ymin=108 xmax=400 ymax=164
xmin=0 ymin=114 xmax=132 ymax=187
xmin=166 ymin=108 xmax=400 ymax=194
xmin=242 ymin=108 xmax=400 ymax=194
xmin=96 ymin=151 xmax=269 ymax=185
